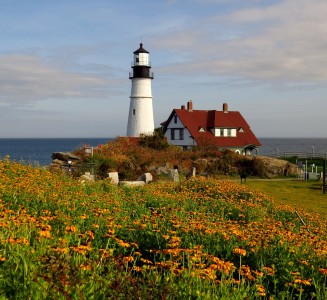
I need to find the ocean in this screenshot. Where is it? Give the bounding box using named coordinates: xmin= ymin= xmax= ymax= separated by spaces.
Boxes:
xmin=258 ymin=138 xmax=327 ymax=157
xmin=0 ymin=138 xmax=327 ymax=166
xmin=0 ymin=138 xmax=111 ymax=166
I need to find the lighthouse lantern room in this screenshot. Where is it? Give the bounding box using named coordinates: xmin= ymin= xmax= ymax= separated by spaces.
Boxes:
xmin=126 ymin=43 xmax=154 ymax=137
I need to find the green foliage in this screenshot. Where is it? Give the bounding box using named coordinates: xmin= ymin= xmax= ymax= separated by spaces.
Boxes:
xmin=236 ymin=157 xmax=266 ymax=177
xmin=138 ymin=127 xmax=170 ymax=150
xmin=83 ymin=154 xmax=117 ymax=179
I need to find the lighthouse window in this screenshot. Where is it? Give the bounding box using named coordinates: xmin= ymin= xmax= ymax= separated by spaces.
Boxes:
xmin=133 ymin=109 xmax=135 ymax=115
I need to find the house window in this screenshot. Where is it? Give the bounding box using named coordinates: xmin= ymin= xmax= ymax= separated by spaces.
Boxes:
xmin=227 ymin=129 xmax=232 ymax=136
xmin=174 ymin=115 xmax=178 ymax=124
xmin=171 ymin=129 xmax=175 ymax=140
xmin=220 ymin=129 xmax=224 ymax=136
xmin=170 ymin=128 xmax=184 ymax=140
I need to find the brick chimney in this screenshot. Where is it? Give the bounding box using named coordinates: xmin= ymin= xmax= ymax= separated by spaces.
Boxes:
xmin=223 ymin=103 xmax=228 ymax=113
xmin=187 ymin=100 xmax=193 ymax=111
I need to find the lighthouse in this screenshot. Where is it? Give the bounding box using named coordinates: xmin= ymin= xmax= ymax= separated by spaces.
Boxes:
xmin=126 ymin=43 xmax=154 ymax=137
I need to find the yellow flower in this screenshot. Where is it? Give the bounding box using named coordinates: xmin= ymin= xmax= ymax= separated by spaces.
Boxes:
xmin=80 ymin=264 xmax=92 ymax=271
xmin=301 ymin=279 xmax=311 ymax=286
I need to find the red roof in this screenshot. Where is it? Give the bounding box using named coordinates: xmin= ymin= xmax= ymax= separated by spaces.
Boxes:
xmin=163 ymin=105 xmax=261 ymax=148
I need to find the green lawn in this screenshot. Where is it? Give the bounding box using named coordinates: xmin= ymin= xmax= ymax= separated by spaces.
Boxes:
xmin=245 ymin=179 xmax=327 ymax=218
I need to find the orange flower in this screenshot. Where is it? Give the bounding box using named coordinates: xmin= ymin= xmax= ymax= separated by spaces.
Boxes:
xmin=122 ymin=256 xmax=134 ymax=264
xmin=70 ymin=242 xmax=92 ymax=255
xmin=262 ymin=266 xmax=275 ymax=276
xmin=52 ymin=247 xmax=69 ymax=254
xmin=86 ymin=230 xmax=95 ymax=240
xmin=256 ymin=284 xmax=266 ymax=296
xmin=319 ymin=268 xmax=327 ymax=275
xmin=65 ymin=225 xmax=77 ymax=233
xmin=233 ymin=248 xmax=246 ymax=256
xmin=39 ymin=230 xmax=52 ymax=239
xmin=115 ymin=238 xmax=130 ymax=248
xmin=140 ymin=258 xmax=153 ymax=265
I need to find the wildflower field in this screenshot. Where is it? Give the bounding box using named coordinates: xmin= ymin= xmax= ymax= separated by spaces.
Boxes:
xmin=0 ymin=158 xmax=326 ymax=299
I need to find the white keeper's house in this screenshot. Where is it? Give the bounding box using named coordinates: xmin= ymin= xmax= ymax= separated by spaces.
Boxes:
xmin=161 ymin=101 xmax=261 ymax=155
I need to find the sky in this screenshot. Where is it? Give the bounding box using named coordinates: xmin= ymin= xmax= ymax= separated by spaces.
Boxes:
xmin=0 ymin=0 xmax=326 ymax=138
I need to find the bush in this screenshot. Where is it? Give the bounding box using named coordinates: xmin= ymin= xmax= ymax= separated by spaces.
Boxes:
xmin=236 ymin=157 xmax=266 ymax=177
xmin=84 ymin=154 xmax=117 ymax=179
xmin=138 ymin=127 xmax=169 ymax=150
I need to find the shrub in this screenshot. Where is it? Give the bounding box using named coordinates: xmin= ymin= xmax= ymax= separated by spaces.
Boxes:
xmin=84 ymin=154 xmax=117 ymax=179
xmin=138 ymin=127 xmax=170 ymax=150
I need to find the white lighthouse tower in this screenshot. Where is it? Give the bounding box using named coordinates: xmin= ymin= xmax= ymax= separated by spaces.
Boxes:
xmin=126 ymin=43 xmax=154 ymax=137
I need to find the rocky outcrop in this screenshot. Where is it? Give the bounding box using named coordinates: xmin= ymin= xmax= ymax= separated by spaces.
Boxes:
xmin=51 ymin=152 xmax=81 ymax=165
xmin=254 ymin=156 xmax=297 ymax=178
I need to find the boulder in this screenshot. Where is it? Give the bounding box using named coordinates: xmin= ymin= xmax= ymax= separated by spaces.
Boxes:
xmin=168 ymin=169 xmax=180 ymax=182
xmin=51 ymin=159 xmax=66 ymax=166
xmin=156 ymin=165 xmax=169 ymax=175
xmin=138 ymin=173 xmax=153 ymax=183
xmin=51 ymin=152 xmax=81 ymax=163
xmin=186 ymin=167 xmax=196 ymax=178
xmin=254 ymin=156 xmax=298 ymax=178
xmin=108 ymin=172 xmax=119 ymax=185
xmin=79 ymin=172 xmax=95 ymax=184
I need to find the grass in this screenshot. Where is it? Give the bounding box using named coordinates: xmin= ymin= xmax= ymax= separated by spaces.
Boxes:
xmin=245 ymin=179 xmax=327 ymax=218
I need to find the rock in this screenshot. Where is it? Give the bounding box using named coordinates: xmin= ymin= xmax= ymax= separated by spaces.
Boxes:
xmin=51 ymin=159 xmax=66 ymax=166
xmin=168 ymin=169 xmax=179 ymax=182
xmin=108 ymin=172 xmax=119 ymax=185
xmin=119 ymin=181 xmax=145 ymax=187
xmin=138 ymin=173 xmax=153 ymax=183
xmin=79 ymin=172 xmax=95 ymax=184
xmin=186 ymin=167 xmax=196 ymax=179
xmin=157 ymin=166 xmax=169 ymax=175
xmin=51 ymin=152 xmax=81 ymax=163
xmin=254 ymin=156 xmax=297 ymax=178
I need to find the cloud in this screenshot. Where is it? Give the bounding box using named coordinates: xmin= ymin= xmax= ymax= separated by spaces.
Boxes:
xmin=0 ymin=54 xmax=118 ymax=105
xmin=153 ymin=0 xmax=327 ymax=84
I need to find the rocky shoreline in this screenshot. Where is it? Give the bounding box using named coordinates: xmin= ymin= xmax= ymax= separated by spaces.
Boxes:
xmin=50 ymin=151 xmax=298 ymax=182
